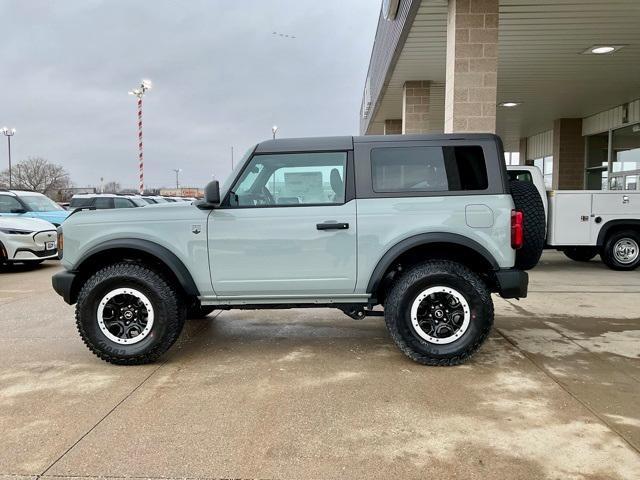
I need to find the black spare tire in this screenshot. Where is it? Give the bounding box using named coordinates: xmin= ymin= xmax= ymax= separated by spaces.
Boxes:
xmin=510 ymin=179 xmax=545 ymax=270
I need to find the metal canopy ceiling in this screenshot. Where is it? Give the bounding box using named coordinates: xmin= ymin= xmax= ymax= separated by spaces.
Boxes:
xmin=366 ymin=0 xmax=640 ymax=150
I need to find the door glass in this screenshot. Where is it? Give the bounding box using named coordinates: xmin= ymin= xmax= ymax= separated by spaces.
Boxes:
xmin=0 ymin=195 xmax=23 ymax=213
xmin=93 ymin=197 xmax=113 ymax=209
xmin=230 ymin=152 xmax=347 ymax=207
xmin=114 ymin=197 xmax=134 ymax=208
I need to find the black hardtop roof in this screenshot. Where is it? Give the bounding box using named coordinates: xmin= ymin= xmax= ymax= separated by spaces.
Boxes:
xmin=254 ymin=133 xmax=499 ymax=153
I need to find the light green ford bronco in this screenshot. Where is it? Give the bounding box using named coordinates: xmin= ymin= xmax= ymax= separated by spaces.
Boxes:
xmin=53 ymin=134 xmax=540 ymax=366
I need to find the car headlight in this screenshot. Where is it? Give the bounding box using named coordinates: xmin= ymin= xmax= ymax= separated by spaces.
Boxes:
xmin=0 ymin=228 xmax=33 ymax=235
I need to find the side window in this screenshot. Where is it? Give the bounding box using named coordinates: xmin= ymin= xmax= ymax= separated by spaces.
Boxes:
xmin=114 ymin=198 xmax=134 ymax=208
xmin=93 ymin=197 xmax=113 ymax=209
xmin=70 ymin=197 xmax=92 ymax=208
xmin=371 ymin=146 xmax=488 ymax=193
xmin=230 ymin=152 xmax=347 ymax=207
xmin=0 ymin=195 xmax=23 ymax=213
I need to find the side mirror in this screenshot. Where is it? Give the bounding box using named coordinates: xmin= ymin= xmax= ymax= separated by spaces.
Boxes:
xmin=204 ymin=180 xmax=220 ymax=206
xmin=10 ymin=208 xmax=27 ymax=214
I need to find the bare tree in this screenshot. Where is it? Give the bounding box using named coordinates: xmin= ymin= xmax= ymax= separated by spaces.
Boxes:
xmin=0 ymin=157 xmax=71 ymax=195
xmin=102 ymin=181 xmax=121 ymax=193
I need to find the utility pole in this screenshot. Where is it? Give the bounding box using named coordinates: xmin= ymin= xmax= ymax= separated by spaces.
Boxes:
xmin=231 ymin=146 xmax=234 ymax=169
xmin=1 ymin=127 xmax=16 ymax=189
xmin=128 ymin=79 xmax=153 ymax=194
xmin=172 ymin=168 xmax=182 ymax=189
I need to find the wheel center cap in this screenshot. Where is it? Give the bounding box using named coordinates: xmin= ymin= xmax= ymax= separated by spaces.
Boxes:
xmin=434 ymin=309 xmax=444 ymax=319
xmin=123 ymin=310 xmax=134 ymax=320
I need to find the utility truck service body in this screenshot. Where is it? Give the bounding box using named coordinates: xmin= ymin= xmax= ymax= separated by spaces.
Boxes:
xmin=507 ymin=166 xmax=640 ymax=270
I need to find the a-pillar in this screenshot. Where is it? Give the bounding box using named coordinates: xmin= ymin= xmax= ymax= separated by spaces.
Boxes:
xmin=444 ymin=0 xmax=499 ymax=133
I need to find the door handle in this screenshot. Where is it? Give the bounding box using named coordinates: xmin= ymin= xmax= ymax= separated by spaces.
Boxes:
xmin=316 ymin=222 xmax=349 ymax=230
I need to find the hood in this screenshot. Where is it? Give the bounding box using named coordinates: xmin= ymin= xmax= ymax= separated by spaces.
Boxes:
xmin=26 ymin=210 xmax=71 ymax=225
xmin=0 ymin=215 xmax=56 ymax=232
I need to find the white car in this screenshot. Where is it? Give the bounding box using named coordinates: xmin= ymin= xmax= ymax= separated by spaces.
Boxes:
xmin=0 ymin=216 xmax=58 ymax=265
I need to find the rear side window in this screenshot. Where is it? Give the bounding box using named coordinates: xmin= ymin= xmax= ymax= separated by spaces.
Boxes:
xmin=114 ymin=198 xmax=134 ymax=208
xmin=371 ymin=146 xmax=488 ymax=193
xmin=70 ymin=197 xmax=93 ymax=208
xmin=93 ymin=197 xmax=113 ymax=209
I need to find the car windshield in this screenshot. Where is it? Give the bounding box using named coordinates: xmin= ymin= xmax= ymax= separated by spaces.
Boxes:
xmin=20 ymin=194 xmax=64 ymax=212
xmin=153 ymin=197 xmax=168 ymax=203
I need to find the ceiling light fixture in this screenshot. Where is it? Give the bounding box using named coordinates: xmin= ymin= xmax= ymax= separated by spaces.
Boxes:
xmin=582 ymin=45 xmax=624 ymax=55
xmin=499 ymin=102 xmax=520 ymax=108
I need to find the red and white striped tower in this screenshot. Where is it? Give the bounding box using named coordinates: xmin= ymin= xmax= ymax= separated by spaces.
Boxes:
xmin=128 ymin=79 xmax=152 ymax=194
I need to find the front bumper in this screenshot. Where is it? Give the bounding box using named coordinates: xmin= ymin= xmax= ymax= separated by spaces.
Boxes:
xmin=52 ymin=270 xmax=77 ymax=304
xmin=494 ymin=268 xmax=528 ymax=299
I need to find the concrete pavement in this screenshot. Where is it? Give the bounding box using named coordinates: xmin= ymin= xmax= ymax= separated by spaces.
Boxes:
xmin=0 ymin=252 xmax=639 ymax=479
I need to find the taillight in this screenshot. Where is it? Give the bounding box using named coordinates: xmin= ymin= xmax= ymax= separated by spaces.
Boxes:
xmin=57 ymin=227 xmax=64 ymax=259
xmin=511 ymin=210 xmax=524 ymax=249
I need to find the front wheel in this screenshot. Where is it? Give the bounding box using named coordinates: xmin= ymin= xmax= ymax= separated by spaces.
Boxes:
xmin=75 ymin=262 xmax=186 ymax=365
xmin=601 ymin=231 xmax=640 ymax=271
xmin=384 ymin=260 xmax=493 ymax=366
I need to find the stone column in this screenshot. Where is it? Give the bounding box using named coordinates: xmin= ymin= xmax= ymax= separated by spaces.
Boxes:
xmin=519 ymin=138 xmax=533 ymax=166
xmin=552 ymin=118 xmax=585 ymax=190
xmin=444 ymin=0 xmax=499 ymax=133
xmin=402 ymin=81 xmax=431 ymax=134
xmin=384 ymin=119 xmax=403 ymax=135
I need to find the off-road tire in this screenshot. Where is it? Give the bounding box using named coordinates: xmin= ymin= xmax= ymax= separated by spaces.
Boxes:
xmin=601 ymin=230 xmax=640 ymax=271
xmin=187 ymin=304 xmax=216 ymax=319
xmin=384 ymin=260 xmax=494 ymax=366
xmin=510 ymin=179 xmax=545 ymax=270
xmin=75 ymin=262 xmax=186 ymax=365
xmin=563 ymin=247 xmax=598 ymax=262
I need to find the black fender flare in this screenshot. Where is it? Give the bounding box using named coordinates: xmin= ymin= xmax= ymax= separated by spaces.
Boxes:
xmin=366 ymin=232 xmax=500 ymax=295
xmin=73 ymin=238 xmax=200 ymax=297
xmin=596 ymin=219 xmax=640 ymax=246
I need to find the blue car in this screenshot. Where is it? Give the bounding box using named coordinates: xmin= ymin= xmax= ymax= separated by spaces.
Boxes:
xmin=0 ymin=190 xmax=70 ymax=226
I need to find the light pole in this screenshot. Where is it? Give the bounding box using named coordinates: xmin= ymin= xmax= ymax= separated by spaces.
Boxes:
xmin=128 ymin=79 xmax=152 ymax=194
xmin=172 ymin=168 xmax=182 ymax=189
xmin=1 ymin=127 xmax=15 ymax=189
xmin=272 ymin=125 xmax=278 ymax=139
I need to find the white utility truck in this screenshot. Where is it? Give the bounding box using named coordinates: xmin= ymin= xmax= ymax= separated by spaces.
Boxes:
xmin=507 ymin=166 xmax=640 ymax=270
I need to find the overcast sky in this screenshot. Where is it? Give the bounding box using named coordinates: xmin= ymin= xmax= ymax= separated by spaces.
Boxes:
xmin=0 ymin=0 xmax=379 ymax=190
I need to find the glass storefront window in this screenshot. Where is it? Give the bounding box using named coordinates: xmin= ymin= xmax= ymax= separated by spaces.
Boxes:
xmin=533 ymin=156 xmax=553 ymax=189
xmin=610 ymin=123 xmax=640 ymax=190
xmin=586 ymin=131 xmax=609 ymax=190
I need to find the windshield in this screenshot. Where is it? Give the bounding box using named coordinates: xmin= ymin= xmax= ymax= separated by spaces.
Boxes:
xmin=20 ymin=194 xmax=64 ymax=212
xmin=152 ymin=197 xmax=168 ymax=203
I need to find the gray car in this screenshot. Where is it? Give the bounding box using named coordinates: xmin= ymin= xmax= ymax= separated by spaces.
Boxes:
xmin=52 ymin=134 xmax=534 ymax=366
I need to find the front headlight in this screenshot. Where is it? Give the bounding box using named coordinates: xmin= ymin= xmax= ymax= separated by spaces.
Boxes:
xmin=0 ymin=228 xmax=33 ymax=235
xmin=57 ymin=227 xmax=64 ymax=259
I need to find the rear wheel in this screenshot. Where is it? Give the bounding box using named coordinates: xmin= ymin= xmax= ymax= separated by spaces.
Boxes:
xmin=563 ymin=247 xmax=598 ymax=262
xmin=75 ymin=262 xmax=186 ymax=365
xmin=384 ymin=260 xmax=493 ymax=366
xmin=601 ymin=230 xmax=640 ymax=270
xmin=510 ymin=179 xmax=546 ymax=270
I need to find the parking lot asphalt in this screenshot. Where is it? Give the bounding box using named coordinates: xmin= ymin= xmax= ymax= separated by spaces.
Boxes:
xmin=0 ymin=251 xmax=639 ymax=479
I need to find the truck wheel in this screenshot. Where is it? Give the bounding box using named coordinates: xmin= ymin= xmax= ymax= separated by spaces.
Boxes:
xmin=187 ymin=304 xmax=216 ymax=319
xmin=384 ymin=260 xmax=493 ymax=366
xmin=601 ymin=230 xmax=640 ymax=271
xmin=75 ymin=262 xmax=186 ymax=365
xmin=510 ymin=179 xmax=545 ymax=270
xmin=563 ymin=247 xmax=598 ymax=262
